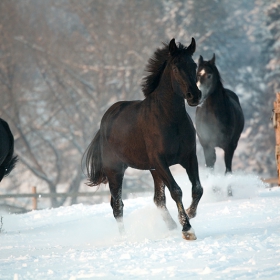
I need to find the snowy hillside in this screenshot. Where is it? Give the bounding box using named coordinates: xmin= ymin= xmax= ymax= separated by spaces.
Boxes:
xmin=1 ymin=171 xmax=280 ymax=279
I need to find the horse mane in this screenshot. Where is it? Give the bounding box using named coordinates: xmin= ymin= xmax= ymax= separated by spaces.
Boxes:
xmin=212 ymin=65 xmax=224 ymax=89
xmin=141 ymin=42 xmax=188 ymax=97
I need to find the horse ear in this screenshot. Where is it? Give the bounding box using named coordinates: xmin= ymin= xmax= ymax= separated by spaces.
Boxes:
xmin=169 ymin=38 xmax=178 ymax=56
xmin=186 ymin=37 xmax=196 ymax=55
xmin=198 ymin=55 xmax=204 ymax=65
xmin=210 ymin=53 xmax=215 ymax=65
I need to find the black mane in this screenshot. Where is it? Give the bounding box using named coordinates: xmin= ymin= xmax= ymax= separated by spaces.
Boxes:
xmin=141 ymin=42 xmax=188 ymax=97
xmin=211 ymin=64 xmax=224 ymax=88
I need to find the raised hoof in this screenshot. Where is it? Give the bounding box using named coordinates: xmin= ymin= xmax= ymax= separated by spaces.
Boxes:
xmin=186 ymin=208 xmax=196 ymax=219
xmin=182 ymin=228 xmax=197 ymax=240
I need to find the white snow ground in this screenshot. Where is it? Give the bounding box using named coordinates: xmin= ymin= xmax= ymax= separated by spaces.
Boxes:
xmin=1 ymin=171 xmax=280 ymax=280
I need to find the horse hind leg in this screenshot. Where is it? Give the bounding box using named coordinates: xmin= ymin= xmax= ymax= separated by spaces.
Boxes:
xmin=106 ymin=166 xmax=126 ymax=235
xmin=150 ymin=170 xmax=177 ymax=231
xmin=224 ymin=144 xmax=237 ymax=196
xmin=224 ymin=144 xmax=237 ymax=174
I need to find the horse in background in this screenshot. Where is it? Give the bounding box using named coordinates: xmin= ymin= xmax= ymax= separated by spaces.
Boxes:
xmin=196 ymin=54 xmax=244 ymax=175
xmin=0 ymin=118 xmax=18 ymax=182
xmin=85 ymin=38 xmax=203 ymax=240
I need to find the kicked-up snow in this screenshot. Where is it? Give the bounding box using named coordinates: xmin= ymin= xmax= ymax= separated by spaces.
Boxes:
xmin=1 ymin=171 xmax=280 ymax=279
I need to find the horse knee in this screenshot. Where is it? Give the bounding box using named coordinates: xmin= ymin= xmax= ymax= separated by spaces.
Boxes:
xmin=194 ymin=184 xmax=203 ymax=199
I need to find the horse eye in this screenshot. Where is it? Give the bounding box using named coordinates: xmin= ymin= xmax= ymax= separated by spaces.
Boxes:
xmin=207 ymin=74 xmax=212 ymax=79
xmin=173 ymin=67 xmax=178 ymax=74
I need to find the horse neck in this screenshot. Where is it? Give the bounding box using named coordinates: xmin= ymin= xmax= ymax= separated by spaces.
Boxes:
xmin=206 ymin=81 xmax=227 ymax=108
xmin=154 ymin=67 xmax=186 ymax=119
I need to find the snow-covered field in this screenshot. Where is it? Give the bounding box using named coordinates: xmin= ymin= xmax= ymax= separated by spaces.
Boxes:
xmin=1 ymin=171 xmax=280 ymax=280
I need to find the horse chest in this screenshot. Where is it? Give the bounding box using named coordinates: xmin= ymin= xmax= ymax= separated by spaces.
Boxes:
xmin=196 ymin=108 xmax=229 ymax=145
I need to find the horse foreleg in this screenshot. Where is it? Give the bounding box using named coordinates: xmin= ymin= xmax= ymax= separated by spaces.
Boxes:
xmin=203 ymin=145 xmax=216 ymax=169
xmin=154 ymin=159 xmax=196 ymax=240
xmin=150 ymin=170 xmax=177 ymax=231
xmin=182 ymin=151 xmax=203 ymax=219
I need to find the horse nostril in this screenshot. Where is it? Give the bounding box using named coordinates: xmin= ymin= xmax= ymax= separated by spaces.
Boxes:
xmin=186 ymin=92 xmax=193 ymax=99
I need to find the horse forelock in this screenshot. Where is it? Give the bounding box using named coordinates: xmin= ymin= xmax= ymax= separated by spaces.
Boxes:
xmin=141 ymin=41 xmax=189 ymax=97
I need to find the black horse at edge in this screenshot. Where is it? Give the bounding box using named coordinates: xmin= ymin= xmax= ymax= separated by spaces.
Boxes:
xmin=0 ymin=118 xmax=18 ymax=182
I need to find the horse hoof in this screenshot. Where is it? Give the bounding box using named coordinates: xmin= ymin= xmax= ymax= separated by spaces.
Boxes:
xmin=186 ymin=208 xmax=196 ymax=219
xmin=182 ymin=228 xmax=197 ymax=240
xmin=228 ymin=185 xmax=233 ymax=196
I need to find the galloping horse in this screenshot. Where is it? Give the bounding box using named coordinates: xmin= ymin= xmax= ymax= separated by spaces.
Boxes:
xmin=0 ymin=118 xmax=18 ymax=181
xmin=85 ymin=38 xmax=203 ymax=240
xmin=196 ymin=54 xmax=244 ymax=174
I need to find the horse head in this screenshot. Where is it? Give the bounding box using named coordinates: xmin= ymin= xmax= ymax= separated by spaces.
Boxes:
xmin=169 ymin=38 xmax=201 ymax=107
xmin=196 ymin=54 xmax=220 ymax=103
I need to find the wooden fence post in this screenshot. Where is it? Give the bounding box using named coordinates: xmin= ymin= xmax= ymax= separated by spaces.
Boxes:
xmin=32 ymin=186 xmax=37 ymax=210
xmin=273 ymin=92 xmax=280 ymax=186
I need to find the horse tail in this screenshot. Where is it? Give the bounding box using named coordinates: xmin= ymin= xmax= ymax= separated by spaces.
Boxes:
xmin=0 ymin=120 xmax=18 ymax=181
xmin=85 ymin=130 xmax=108 ymax=186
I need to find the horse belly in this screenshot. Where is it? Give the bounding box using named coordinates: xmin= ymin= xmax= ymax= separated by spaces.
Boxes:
xmin=113 ymin=131 xmax=151 ymax=169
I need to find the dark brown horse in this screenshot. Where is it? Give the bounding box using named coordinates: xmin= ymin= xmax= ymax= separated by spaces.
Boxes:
xmin=85 ymin=38 xmax=203 ymax=240
xmin=0 ymin=118 xmax=18 ymax=181
xmin=196 ymin=54 xmax=244 ymax=174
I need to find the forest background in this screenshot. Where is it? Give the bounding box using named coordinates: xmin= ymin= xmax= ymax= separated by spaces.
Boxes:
xmin=0 ymin=0 xmax=279 ymax=209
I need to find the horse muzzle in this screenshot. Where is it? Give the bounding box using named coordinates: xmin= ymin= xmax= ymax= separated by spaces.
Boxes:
xmin=185 ymin=90 xmax=202 ymax=107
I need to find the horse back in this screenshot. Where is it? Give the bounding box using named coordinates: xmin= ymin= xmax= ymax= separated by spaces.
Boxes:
xmin=225 ymin=89 xmax=241 ymax=106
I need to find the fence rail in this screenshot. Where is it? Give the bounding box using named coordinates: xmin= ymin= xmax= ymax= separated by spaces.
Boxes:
xmin=0 ymin=177 xmax=277 ymax=213
xmin=0 ymin=191 xmax=112 ymax=198
xmin=0 ymin=186 xmax=151 ymax=211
